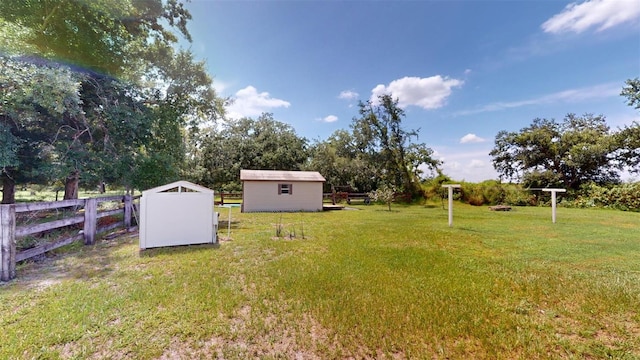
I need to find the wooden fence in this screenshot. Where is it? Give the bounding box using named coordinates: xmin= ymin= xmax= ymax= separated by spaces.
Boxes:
xmin=215 ymin=192 xmax=242 ymax=205
xmin=1 ymin=195 xmax=139 ymax=281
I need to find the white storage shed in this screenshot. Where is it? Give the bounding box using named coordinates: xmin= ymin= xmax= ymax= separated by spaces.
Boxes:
xmin=240 ymin=170 xmax=326 ymax=213
xmin=139 ymin=180 xmax=217 ymax=249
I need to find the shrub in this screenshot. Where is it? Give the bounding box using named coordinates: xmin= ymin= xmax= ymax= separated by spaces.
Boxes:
xmin=567 ymin=182 xmax=640 ymax=211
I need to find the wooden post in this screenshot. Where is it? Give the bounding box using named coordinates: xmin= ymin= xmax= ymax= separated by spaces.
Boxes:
xmin=83 ymin=198 xmax=97 ymax=245
xmin=442 ymin=184 xmax=461 ymax=227
xmin=542 ymin=188 xmax=566 ymax=223
xmin=1 ymin=204 xmax=16 ymax=281
xmin=124 ymin=194 xmax=132 ymax=229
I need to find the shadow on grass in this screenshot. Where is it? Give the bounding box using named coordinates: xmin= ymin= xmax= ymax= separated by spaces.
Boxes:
xmin=12 ymin=232 xmax=138 ymax=286
xmin=139 ymin=242 xmax=221 ymax=258
xmin=422 ymin=204 xmax=440 ymax=209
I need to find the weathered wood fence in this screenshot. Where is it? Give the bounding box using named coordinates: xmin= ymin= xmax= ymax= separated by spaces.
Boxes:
xmin=1 ymin=195 xmax=139 ymax=281
xmin=215 ymin=192 xmax=242 ymax=205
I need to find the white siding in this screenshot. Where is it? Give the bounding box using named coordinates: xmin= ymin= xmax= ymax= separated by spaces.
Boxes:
xmin=242 ymin=180 xmax=323 ymax=212
xmin=140 ymin=181 xmax=216 ymax=249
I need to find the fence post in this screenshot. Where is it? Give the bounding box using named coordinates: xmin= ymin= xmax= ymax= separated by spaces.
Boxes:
xmin=124 ymin=195 xmax=132 ymax=229
xmin=83 ymin=198 xmax=97 ymax=245
xmin=1 ymin=204 xmax=16 ymax=281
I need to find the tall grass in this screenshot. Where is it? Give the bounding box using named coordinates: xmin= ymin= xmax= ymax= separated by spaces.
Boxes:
xmin=1 ymin=203 xmax=638 ymax=358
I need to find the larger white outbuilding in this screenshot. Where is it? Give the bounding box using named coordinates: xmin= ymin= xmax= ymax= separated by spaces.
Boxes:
xmin=240 ymin=170 xmax=326 ymax=212
xmin=139 ymin=180 xmax=217 ymax=249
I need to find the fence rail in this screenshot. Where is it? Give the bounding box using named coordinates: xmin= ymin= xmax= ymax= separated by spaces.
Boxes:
xmin=1 ymin=195 xmax=139 ymax=281
xmin=215 ymin=192 xmax=242 ymax=205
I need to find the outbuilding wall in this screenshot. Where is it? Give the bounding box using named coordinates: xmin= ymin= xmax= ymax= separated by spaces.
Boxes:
xmin=139 ymin=181 xmax=216 ymax=249
xmin=242 ymin=180 xmax=323 ymax=212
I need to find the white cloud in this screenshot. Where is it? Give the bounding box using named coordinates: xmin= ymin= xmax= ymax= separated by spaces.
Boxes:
xmin=460 ymin=134 xmax=486 ymax=144
xmin=225 ymin=86 xmax=290 ymax=119
xmin=370 ymin=75 xmax=463 ymax=109
xmin=542 ymin=0 xmax=640 ymax=34
xmin=321 ymin=115 xmax=339 ymax=123
xmin=455 ymin=82 xmax=621 ymax=116
xmin=469 ymin=159 xmax=485 ymax=168
xmin=212 ymin=79 xmax=229 ymax=94
xmin=464 ymin=69 xmax=472 ymax=75
xmin=339 ymin=90 xmax=359 ymax=100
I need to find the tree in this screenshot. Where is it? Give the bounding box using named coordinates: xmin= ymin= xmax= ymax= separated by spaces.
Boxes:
xmin=489 ymin=114 xmax=620 ymax=190
xmin=0 ymin=56 xmax=84 ymax=203
xmin=615 ymin=123 xmax=639 ymax=173
xmin=198 ymin=113 xmax=308 ymax=190
xmin=0 ymin=0 xmax=192 ymax=80
xmin=621 ymin=78 xmax=640 ymax=110
xmin=0 ymin=1 xmax=225 ymax=198
xmin=305 ymin=130 xmax=378 ymax=193
xmin=368 ymin=185 xmax=396 ymax=211
xmin=617 ymin=79 xmax=640 ymax=173
xmin=78 ymin=75 xmax=154 ymax=191
xmin=351 ymin=94 xmax=440 ymax=196
xmin=138 ymin=49 xmax=224 ymax=191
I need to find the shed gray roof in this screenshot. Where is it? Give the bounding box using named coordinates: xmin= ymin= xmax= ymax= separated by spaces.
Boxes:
xmin=240 ymin=170 xmax=325 ymax=182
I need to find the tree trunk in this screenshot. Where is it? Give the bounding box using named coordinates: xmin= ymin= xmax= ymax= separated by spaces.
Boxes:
xmin=1 ymin=174 xmax=15 ymax=204
xmin=63 ymin=171 xmax=80 ymax=200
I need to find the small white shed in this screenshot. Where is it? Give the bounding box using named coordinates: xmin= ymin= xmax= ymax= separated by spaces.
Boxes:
xmin=240 ymin=169 xmax=326 ymax=212
xmin=139 ymin=180 xmax=217 ymax=249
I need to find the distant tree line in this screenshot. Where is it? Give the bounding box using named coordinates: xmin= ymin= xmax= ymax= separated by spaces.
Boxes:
xmin=190 ymin=95 xmax=441 ymax=196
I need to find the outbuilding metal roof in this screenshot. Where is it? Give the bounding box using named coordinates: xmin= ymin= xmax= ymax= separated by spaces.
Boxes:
xmin=240 ymin=169 xmax=325 ymax=182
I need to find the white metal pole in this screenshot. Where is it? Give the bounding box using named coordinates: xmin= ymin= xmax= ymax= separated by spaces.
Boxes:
xmin=228 ymin=207 xmax=232 ymax=239
xmin=448 ymin=186 xmax=454 ymax=227
xmin=542 ymin=188 xmax=566 ymax=224
xmin=551 ymin=191 xmax=557 ymax=223
xmin=442 ymin=184 xmax=461 ymax=228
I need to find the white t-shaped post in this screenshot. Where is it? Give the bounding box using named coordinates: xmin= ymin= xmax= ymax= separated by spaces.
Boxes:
xmin=542 ymin=188 xmax=566 ymax=223
xmin=442 ymin=184 xmax=461 ymax=227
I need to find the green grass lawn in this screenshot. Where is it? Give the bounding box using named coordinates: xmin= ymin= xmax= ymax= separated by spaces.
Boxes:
xmin=1 ymin=203 xmax=639 ymax=359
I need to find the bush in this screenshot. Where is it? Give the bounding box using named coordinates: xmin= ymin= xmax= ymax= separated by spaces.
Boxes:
xmin=566 ymin=182 xmax=640 ymax=211
xmin=459 ymin=181 xmax=510 ymax=206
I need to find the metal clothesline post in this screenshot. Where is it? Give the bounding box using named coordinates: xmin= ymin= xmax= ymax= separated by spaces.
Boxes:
xmin=218 ymin=204 xmax=240 ymax=239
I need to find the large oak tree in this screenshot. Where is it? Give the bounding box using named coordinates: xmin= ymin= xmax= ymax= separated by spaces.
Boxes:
xmin=0 ymin=0 xmax=224 ymax=202
xmin=490 ymin=113 xmax=620 ymax=190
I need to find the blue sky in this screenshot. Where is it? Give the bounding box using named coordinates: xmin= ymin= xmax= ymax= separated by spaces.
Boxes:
xmin=182 ymin=0 xmax=640 ymax=182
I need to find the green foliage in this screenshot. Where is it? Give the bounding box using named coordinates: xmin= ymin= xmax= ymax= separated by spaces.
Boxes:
xmin=490 ymin=114 xmax=621 ymax=190
xmin=0 ymin=56 xmax=84 ymax=189
xmin=307 ymin=95 xmax=440 ymax=195
xmin=352 ymin=95 xmax=440 ymax=195
xmin=198 ymin=113 xmax=308 ymax=190
xmin=0 ymin=1 xmax=224 ymax=199
xmin=621 ymin=78 xmax=640 ymax=110
xmin=131 ymin=153 xmax=180 ymax=191
xmin=614 ymin=122 xmax=640 ymax=174
xmin=0 ymin=0 xmax=193 ymax=79
xmin=439 ymin=181 xmax=539 ymax=207
xmin=305 ymin=129 xmax=378 ymax=192
xmin=567 ymin=182 xmax=640 ymax=211
xmin=0 ymin=123 xmax=20 ymax=171
xmin=502 ymin=187 xmax=537 ymax=206
xmin=420 ymin=170 xmax=452 ymax=201
xmin=459 ymin=180 xmax=507 ymax=206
